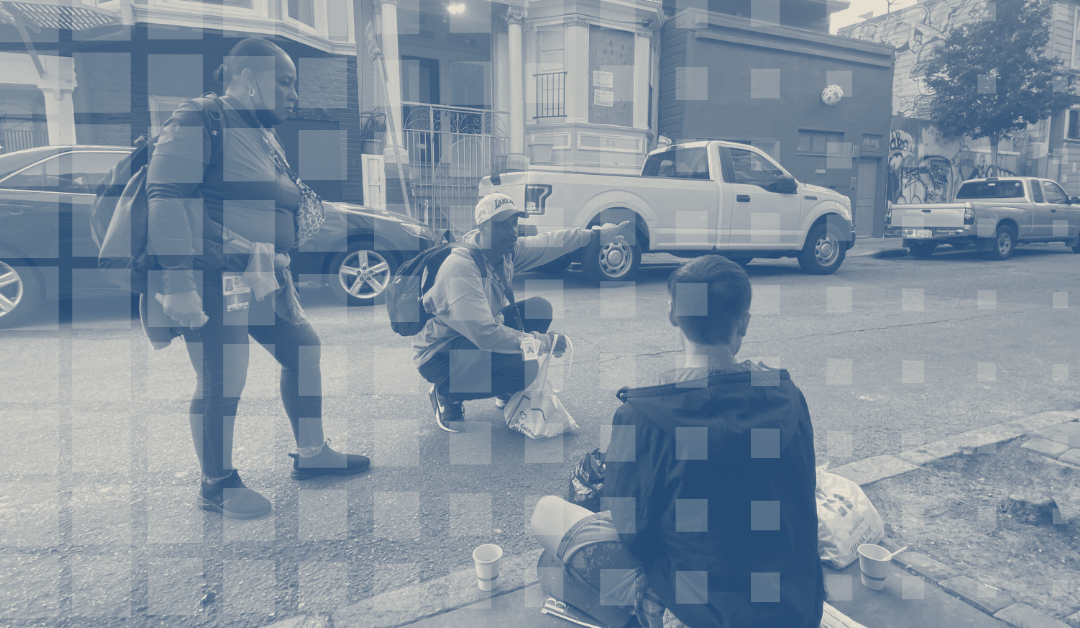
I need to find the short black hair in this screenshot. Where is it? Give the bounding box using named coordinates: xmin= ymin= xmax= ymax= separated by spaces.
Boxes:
xmin=212 ymin=38 xmax=291 ymax=83
xmin=666 ymin=255 xmax=752 ymax=345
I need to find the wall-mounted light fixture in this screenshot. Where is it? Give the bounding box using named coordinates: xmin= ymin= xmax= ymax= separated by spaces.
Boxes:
xmin=447 ymin=3 xmax=466 ymax=15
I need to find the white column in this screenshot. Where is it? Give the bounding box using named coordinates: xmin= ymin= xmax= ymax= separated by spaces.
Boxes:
xmin=495 ymin=25 xmax=510 ymax=115
xmin=378 ymin=0 xmax=406 ymax=163
xmin=505 ymin=4 xmax=529 ymax=170
xmin=564 ymin=16 xmax=590 ymax=124
xmin=42 ymin=89 xmax=76 ymax=145
xmin=633 ymin=28 xmax=651 ymax=130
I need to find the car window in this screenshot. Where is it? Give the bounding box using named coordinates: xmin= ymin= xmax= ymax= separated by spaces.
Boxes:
xmin=0 ymin=152 xmax=127 ymax=193
xmin=1031 ymin=181 xmax=1044 ymax=203
xmin=955 ymin=180 xmax=1025 ymax=199
xmin=728 ymin=147 xmax=785 ymax=190
xmin=641 ymin=147 xmax=711 ymax=180
xmin=1042 ymin=181 xmax=1070 ymax=204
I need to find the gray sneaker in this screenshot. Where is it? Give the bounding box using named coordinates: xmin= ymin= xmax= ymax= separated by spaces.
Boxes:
xmin=430 ymin=384 xmax=465 ymax=433
xmin=198 ymin=470 xmax=271 ymax=519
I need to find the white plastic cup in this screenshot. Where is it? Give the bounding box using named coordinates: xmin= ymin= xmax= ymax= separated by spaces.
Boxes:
xmin=472 ymin=544 xmax=503 ymax=592
xmin=857 ymin=544 xmax=891 ymax=591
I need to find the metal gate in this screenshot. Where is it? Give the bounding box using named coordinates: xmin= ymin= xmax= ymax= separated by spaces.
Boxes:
xmin=402 ymin=103 xmax=509 ymax=237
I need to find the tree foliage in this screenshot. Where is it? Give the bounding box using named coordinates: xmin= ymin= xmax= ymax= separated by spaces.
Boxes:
xmin=924 ymin=0 xmax=1079 ymax=169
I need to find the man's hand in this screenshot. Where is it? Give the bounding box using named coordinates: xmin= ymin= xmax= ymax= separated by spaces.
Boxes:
xmin=551 ymin=333 xmax=569 ymax=358
xmin=593 ymin=221 xmax=630 ymax=243
xmin=158 ymin=290 xmax=208 ymax=328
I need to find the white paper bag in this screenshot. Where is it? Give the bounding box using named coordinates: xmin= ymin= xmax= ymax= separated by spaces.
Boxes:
xmin=504 ymin=335 xmax=578 ymax=439
xmin=816 ymin=465 xmax=885 ymax=569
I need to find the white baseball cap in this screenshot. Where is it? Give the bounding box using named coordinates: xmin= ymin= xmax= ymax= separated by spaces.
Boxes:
xmin=476 ymin=192 xmax=527 ymax=225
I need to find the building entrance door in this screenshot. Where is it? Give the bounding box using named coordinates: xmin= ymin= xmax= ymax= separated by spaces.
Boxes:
xmin=855 ymin=159 xmax=879 ymax=236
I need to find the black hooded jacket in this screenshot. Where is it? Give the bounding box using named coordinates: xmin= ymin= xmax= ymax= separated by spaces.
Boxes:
xmin=605 ymin=365 xmax=825 ymax=628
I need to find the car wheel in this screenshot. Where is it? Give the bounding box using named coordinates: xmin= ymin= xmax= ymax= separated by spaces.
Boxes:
xmin=328 ymin=243 xmax=399 ymax=306
xmin=582 ymin=234 xmax=641 ymax=283
xmin=797 ymin=222 xmax=846 ymax=275
xmin=1068 ymin=235 xmax=1080 ymax=253
xmin=0 ymin=259 xmax=45 ymax=329
xmin=909 ymin=242 xmax=937 ymax=258
xmin=986 ymin=224 xmax=1017 ymax=260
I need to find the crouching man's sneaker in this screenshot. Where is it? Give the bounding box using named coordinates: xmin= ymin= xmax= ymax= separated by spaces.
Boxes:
xmin=198 ymin=470 xmax=272 ymax=519
xmin=287 ymin=439 xmax=371 ymax=480
xmin=430 ymin=384 xmax=466 ymax=433
xmin=494 ymin=394 xmax=511 ymax=409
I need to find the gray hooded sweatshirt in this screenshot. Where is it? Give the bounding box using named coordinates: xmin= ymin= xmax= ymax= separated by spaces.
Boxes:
xmin=412 ymin=227 xmax=593 ymax=367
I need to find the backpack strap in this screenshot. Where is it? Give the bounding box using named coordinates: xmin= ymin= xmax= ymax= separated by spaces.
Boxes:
xmin=461 ymin=245 xmax=525 ymax=332
xmin=193 ymin=94 xmax=226 ymax=166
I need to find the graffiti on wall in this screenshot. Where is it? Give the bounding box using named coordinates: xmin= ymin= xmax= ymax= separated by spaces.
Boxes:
xmin=888 ymin=127 xmax=1016 ymax=204
xmin=839 ymin=0 xmax=986 ymax=118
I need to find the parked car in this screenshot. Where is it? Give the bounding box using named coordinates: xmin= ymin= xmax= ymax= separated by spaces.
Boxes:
xmin=884 ymin=177 xmax=1080 ymax=259
xmin=0 ymin=145 xmax=439 ymax=329
xmin=477 ymin=141 xmax=856 ymax=280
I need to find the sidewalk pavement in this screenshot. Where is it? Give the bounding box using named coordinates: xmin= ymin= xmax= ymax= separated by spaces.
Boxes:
xmin=848 ymin=235 xmax=905 ymax=257
xmin=397 ymin=559 xmax=1009 ymax=628
xmin=281 ymin=410 xmax=1080 ymax=628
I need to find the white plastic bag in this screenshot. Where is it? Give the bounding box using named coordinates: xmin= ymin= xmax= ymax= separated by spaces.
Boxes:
xmin=504 ymin=335 xmax=579 ymax=439
xmin=816 ymin=465 xmax=885 ymax=569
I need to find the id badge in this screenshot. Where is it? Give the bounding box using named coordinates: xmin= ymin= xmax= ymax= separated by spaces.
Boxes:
xmin=520 ymin=337 xmax=540 ymax=361
xmin=222 ymin=272 xmax=252 ymax=312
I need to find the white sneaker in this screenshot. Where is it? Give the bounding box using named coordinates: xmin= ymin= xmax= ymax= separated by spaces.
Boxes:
xmin=494 ymin=395 xmax=510 ymax=409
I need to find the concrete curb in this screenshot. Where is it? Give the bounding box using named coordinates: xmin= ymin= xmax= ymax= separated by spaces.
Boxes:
xmin=269 ymin=410 xmax=1080 ymax=628
xmin=841 ymin=410 xmax=1080 ymax=628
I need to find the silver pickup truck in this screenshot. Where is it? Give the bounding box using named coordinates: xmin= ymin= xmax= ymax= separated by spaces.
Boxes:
xmin=884 ymin=177 xmax=1080 ymax=259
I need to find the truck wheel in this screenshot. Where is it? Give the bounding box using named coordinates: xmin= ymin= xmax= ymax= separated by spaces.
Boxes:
xmin=1068 ymin=235 xmax=1080 ymax=253
xmin=0 ymin=259 xmax=46 ymax=329
xmin=985 ymin=224 xmax=1017 ymax=260
xmin=582 ymin=235 xmax=640 ymax=283
xmin=908 ymin=242 xmax=937 ymax=258
xmin=797 ymin=223 xmax=846 ymax=275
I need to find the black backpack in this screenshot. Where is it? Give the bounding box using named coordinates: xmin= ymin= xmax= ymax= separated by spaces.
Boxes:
xmin=386 ymin=242 xmax=489 ymax=336
xmin=90 ymin=95 xmax=225 ymax=293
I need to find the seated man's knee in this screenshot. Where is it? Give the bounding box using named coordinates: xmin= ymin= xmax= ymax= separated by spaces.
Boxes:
xmin=522 ymin=296 xmax=553 ymax=324
xmin=530 ymin=495 xmax=567 ymax=537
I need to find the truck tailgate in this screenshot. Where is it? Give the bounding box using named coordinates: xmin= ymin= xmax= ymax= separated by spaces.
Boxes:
xmin=890 ymin=204 xmax=967 ymax=228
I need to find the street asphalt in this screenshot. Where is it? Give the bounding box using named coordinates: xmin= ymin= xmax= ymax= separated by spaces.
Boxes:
xmin=2 ymin=237 xmax=1080 ymax=627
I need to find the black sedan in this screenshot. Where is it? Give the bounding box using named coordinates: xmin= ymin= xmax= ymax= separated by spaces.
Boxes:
xmin=0 ymin=145 xmax=440 ymax=329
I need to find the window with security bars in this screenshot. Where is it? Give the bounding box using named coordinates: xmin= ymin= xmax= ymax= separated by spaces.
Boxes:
xmin=535 ymin=29 xmax=566 ymax=119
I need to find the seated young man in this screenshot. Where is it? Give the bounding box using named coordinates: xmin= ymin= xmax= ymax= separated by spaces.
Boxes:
xmin=531 ymin=255 xmax=825 ymax=628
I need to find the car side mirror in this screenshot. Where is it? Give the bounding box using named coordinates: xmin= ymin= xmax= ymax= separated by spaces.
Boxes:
xmin=1071 ymin=196 xmax=1080 ymax=205
xmin=775 ymin=174 xmax=798 ymax=194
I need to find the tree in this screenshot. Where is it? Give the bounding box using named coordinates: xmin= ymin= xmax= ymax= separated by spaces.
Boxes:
xmin=924 ymin=0 xmax=1079 ymax=175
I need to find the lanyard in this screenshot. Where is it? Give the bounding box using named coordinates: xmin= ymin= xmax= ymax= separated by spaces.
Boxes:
xmin=479 ymin=251 xmax=524 ymax=332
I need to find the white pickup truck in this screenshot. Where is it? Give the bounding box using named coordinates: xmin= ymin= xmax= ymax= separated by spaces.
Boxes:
xmin=478 ymin=140 xmax=856 ymax=281
xmin=884 ymin=177 xmax=1080 ymax=259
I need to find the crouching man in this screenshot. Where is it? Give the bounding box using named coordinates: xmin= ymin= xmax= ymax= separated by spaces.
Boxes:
xmin=530 ymin=255 xmax=825 ymax=628
xmin=415 ymin=192 xmax=627 ymax=433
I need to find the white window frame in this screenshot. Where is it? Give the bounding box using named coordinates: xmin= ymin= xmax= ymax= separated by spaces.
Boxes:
xmin=536 ymin=26 xmax=565 ymax=74
xmin=1072 ymin=6 xmax=1080 ymax=69
xmin=283 ymin=0 xmax=326 ymax=36
xmin=1064 ymin=106 xmax=1080 ymax=141
xmin=152 ymin=0 xmax=270 ymax=22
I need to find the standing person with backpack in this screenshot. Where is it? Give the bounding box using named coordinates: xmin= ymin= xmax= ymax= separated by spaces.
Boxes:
xmin=147 ymin=37 xmax=370 ymax=520
xmin=413 ymin=192 xmax=627 ymax=433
